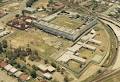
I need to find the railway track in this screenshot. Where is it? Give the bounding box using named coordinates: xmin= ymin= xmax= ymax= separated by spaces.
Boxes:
xmin=91 ymin=16 xmax=120 ymax=82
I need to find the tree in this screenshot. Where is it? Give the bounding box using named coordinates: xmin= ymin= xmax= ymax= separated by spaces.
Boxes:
xmin=42 ymin=6 xmax=46 ymax=11
xmin=64 ymin=76 xmax=69 ymax=82
xmin=91 ymin=0 xmax=98 ymax=10
xmin=51 ymin=62 xmax=56 ymax=68
xmin=44 ymin=59 xmax=48 ymax=64
xmin=0 ymin=0 xmax=3 ymax=3
xmin=0 ymin=42 xmax=3 ymax=53
xmin=6 ymin=49 xmax=13 ymax=59
xmin=48 ymin=0 xmax=54 ymax=4
xmin=26 ymin=47 xmax=32 ymax=55
xmin=22 ymin=10 xmax=25 ymax=16
xmin=15 ymin=14 xmax=20 ymax=18
xmin=30 ymin=69 xmax=37 ymax=78
xmin=57 ymin=66 xmax=60 ymax=72
xmin=32 ymin=65 xmax=39 ymax=70
xmin=2 ymin=40 xmax=8 ymax=48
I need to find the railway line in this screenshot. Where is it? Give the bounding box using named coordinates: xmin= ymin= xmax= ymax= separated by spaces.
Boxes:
xmin=92 ymin=15 xmax=120 ymax=82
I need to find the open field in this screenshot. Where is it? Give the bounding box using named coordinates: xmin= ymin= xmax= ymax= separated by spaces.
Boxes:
xmin=0 ymin=70 xmax=18 ymax=82
xmin=5 ymin=28 xmax=72 ymax=57
xmin=32 ymin=0 xmax=48 ymax=8
xmin=0 ymin=2 xmax=21 ymax=12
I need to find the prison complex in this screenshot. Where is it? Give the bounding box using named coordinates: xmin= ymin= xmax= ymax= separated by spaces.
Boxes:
xmin=32 ymin=18 xmax=97 ymax=41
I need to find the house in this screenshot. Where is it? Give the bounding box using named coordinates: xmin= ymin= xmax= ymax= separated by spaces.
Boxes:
xmin=38 ymin=64 xmax=48 ymax=72
xmin=4 ymin=64 xmax=13 ymax=71
xmin=14 ymin=71 xmax=23 ymax=77
xmin=47 ymin=2 xmax=65 ymax=12
xmin=0 ymin=61 xmax=8 ymax=68
xmin=43 ymin=73 xmax=52 ymax=80
xmin=23 ymin=7 xmax=36 ymax=14
xmin=19 ymin=74 xmax=31 ymax=81
xmin=0 ymin=30 xmax=10 ymax=37
xmin=9 ymin=67 xmax=18 ymax=74
xmin=47 ymin=66 xmax=56 ymax=73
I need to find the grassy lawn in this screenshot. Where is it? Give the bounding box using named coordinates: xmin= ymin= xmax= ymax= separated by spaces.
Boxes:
xmin=32 ymin=0 xmax=48 ymax=8
xmin=6 ymin=30 xmax=57 ymax=57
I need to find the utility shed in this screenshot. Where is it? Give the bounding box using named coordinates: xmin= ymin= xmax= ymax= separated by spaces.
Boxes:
xmin=23 ymin=7 xmax=36 ymax=14
xmin=38 ymin=64 xmax=48 ymax=72
xmin=47 ymin=66 xmax=56 ymax=72
xmin=14 ymin=71 xmax=23 ymax=77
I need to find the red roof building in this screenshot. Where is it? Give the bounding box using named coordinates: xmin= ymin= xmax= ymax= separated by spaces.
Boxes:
xmin=19 ymin=74 xmax=30 ymax=81
xmin=0 ymin=61 xmax=8 ymax=68
xmin=48 ymin=2 xmax=65 ymax=11
xmin=7 ymin=16 xmax=36 ymax=30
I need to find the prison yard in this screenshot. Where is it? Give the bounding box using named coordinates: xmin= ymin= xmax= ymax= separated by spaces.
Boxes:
xmin=50 ymin=15 xmax=85 ymax=30
xmin=0 ymin=0 xmax=120 ymax=82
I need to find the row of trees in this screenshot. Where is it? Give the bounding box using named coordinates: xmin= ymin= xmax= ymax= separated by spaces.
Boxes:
xmin=6 ymin=47 xmax=40 ymax=62
xmin=0 ymin=40 xmax=8 ymax=53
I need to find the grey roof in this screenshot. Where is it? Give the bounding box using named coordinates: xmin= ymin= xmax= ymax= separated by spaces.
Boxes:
xmin=24 ymin=7 xmax=36 ymax=12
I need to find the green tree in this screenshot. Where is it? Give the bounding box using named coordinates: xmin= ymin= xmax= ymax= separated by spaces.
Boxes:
xmin=0 ymin=0 xmax=3 ymax=3
xmin=30 ymin=69 xmax=37 ymax=78
xmin=0 ymin=42 xmax=3 ymax=53
xmin=48 ymin=0 xmax=54 ymax=4
xmin=2 ymin=40 xmax=8 ymax=48
xmin=64 ymin=76 xmax=69 ymax=82
xmin=51 ymin=62 xmax=56 ymax=68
